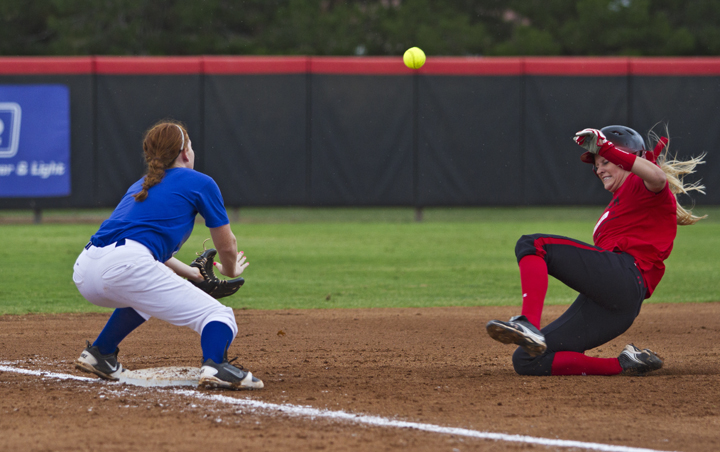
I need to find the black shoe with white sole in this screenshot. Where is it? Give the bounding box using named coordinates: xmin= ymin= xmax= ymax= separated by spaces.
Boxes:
xmin=618 ymin=344 xmax=663 ymax=376
xmin=486 ymin=315 xmax=547 ymax=357
xmin=75 ymin=341 xmax=124 ymax=380
xmin=199 ymin=355 xmax=264 ymax=390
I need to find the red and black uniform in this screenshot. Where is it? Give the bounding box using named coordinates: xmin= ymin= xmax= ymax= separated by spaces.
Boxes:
xmin=512 ymin=173 xmax=676 ymax=376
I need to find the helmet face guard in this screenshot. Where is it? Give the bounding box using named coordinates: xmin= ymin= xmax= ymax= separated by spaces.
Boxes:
xmin=582 ymin=125 xmax=647 ymax=170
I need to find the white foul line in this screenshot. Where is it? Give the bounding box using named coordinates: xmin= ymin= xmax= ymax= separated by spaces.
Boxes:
xmin=0 ymin=364 xmax=675 ymax=452
xmin=0 ymin=364 xmax=96 ymax=381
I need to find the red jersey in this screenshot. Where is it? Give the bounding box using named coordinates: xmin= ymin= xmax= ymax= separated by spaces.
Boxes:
xmin=592 ymin=173 xmax=677 ymax=298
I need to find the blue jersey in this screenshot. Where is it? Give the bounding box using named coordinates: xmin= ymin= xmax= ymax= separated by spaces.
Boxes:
xmin=91 ymin=168 xmax=229 ymax=262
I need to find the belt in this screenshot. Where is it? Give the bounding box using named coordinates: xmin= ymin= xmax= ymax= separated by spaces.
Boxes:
xmin=85 ymin=238 xmax=126 ymax=250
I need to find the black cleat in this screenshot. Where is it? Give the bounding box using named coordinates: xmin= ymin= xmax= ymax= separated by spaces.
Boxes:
xmin=75 ymin=341 xmax=124 ymax=380
xmin=199 ymin=353 xmax=263 ymax=390
xmin=486 ymin=315 xmax=547 ymax=357
xmin=618 ymin=344 xmax=663 ymax=376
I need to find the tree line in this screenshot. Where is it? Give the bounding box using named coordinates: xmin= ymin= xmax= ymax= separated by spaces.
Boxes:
xmin=2 ymin=0 xmax=719 ymax=57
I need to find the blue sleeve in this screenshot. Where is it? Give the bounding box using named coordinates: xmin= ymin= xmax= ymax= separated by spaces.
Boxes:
xmin=195 ymin=177 xmax=230 ymax=228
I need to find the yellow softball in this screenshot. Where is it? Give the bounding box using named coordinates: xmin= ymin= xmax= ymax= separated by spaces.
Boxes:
xmin=403 ymin=47 xmax=426 ymax=70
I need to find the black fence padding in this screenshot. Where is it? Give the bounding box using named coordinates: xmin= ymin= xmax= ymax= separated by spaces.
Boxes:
xmin=204 ymin=74 xmax=308 ymax=206
xmin=523 ymin=76 xmax=630 ymax=205
xmin=0 ymin=74 xmax=94 ymax=209
xmin=417 ymin=75 xmax=523 ymax=206
xmin=310 ymin=75 xmax=414 ymax=205
xmin=1 ymin=65 xmax=718 ymax=209
xmin=632 ymin=76 xmax=720 ymax=204
xmin=95 ymin=75 xmax=202 ymax=206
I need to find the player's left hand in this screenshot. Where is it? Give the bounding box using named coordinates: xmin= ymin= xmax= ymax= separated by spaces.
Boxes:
xmin=189 ymin=249 xmax=245 ymax=299
xmin=573 ymin=128 xmax=610 ymax=155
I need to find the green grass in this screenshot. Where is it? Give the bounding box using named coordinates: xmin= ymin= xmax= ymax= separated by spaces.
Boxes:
xmin=1 ymin=206 xmax=718 ymax=315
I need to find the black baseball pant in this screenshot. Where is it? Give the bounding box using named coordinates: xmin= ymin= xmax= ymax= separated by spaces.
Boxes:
xmin=511 ymin=233 xmax=647 ymax=376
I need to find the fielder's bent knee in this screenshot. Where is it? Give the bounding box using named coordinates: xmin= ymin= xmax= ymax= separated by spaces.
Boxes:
xmin=201 ymin=305 xmax=238 ymax=338
xmin=515 ymin=233 xmax=545 ymax=263
xmin=512 ymin=347 xmax=553 ymax=376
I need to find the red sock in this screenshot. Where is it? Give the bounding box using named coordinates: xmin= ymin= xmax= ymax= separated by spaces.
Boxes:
xmin=518 ymin=255 xmax=548 ymax=328
xmin=551 ymin=351 xmax=622 ymax=376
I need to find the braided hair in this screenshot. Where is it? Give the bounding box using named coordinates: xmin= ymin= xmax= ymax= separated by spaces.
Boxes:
xmin=133 ymin=121 xmax=187 ymax=202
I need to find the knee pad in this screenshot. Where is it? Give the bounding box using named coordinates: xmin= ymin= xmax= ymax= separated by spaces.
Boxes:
xmin=512 ymin=347 xmax=553 ymax=376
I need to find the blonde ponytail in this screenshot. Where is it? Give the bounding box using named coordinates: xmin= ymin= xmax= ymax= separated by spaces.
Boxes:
xmin=649 ymin=128 xmax=707 ymax=225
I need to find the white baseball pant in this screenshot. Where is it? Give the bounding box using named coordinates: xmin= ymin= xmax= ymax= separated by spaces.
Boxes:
xmin=72 ymin=239 xmax=238 ymax=338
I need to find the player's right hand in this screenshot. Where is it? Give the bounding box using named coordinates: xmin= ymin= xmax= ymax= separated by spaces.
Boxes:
xmin=573 ymin=128 xmax=609 ymax=155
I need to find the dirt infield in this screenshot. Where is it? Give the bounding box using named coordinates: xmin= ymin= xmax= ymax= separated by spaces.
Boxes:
xmin=1 ymin=303 xmax=719 ymax=452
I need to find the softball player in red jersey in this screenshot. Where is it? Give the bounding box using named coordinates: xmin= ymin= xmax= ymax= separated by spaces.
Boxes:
xmin=73 ymin=120 xmax=263 ymax=390
xmin=487 ymin=125 xmax=706 ymax=376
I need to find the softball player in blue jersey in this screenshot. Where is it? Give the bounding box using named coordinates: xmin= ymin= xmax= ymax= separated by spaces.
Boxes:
xmin=73 ymin=120 xmax=263 ymax=390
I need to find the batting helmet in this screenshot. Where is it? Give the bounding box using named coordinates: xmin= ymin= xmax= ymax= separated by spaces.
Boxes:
xmin=580 ymin=125 xmax=647 ymax=164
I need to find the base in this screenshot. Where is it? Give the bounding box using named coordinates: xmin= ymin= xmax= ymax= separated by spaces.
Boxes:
xmin=116 ymin=366 xmax=201 ymax=387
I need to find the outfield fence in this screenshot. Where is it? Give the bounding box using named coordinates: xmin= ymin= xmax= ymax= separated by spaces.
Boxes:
xmin=1 ymin=56 xmax=718 ymax=209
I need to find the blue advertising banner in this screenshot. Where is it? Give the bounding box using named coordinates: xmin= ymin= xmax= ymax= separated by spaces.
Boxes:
xmin=0 ymin=85 xmax=70 ymax=198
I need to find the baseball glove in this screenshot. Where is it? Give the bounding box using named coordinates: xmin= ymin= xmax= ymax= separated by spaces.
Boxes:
xmin=189 ymin=248 xmax=244 ymax=299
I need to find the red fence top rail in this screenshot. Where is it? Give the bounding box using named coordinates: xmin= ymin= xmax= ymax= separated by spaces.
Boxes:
xmin=4 ymin=56 xmax=720 ymax=76
xmin=94 ymin=57 xmax=202 ymax=74
xmin=203 ymin=56 xmax=308 ymax=74
xmin=420 ymin=57 xmax=522 ymax=75
xmin=310 ymin=57 xmax=412 ymax=74
xmin=0 ymin=57 xmax=94 ymax=75
xmin=524 ymin=57 xmax=630 ymax=76
xmin=631 ymin=58 xmax=720 ymax=75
